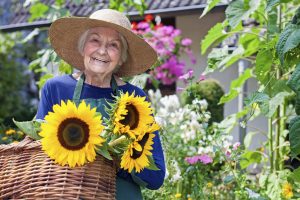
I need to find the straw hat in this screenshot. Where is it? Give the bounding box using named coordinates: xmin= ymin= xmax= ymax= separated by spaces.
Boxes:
xmin=49 ymin=9 xmax=157 ymax=77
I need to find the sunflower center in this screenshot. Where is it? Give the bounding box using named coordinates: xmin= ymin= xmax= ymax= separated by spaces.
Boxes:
xmin=120 ymin=104 xmax=139 ymax=129
xmin=131 ymin=133 xmax=150 ymax=159
xmin=58 ymin=117 xmax=89 ymax=150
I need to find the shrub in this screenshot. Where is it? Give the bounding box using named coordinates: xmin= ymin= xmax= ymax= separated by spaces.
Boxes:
xmin=181 ymin=79 xmax=225 ymax=124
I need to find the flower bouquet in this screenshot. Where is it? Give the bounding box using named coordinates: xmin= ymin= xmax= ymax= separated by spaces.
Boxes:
xmin=0 ymin=92 xmax=159 ymax=199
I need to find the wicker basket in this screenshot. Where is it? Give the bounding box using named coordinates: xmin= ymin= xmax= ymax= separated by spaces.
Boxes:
xmin=0 ymin=137 xmax=116 ymax=199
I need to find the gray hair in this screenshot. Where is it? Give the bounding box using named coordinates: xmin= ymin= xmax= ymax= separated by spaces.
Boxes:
xmin=77 ymin=29 xmax=128 ymax=65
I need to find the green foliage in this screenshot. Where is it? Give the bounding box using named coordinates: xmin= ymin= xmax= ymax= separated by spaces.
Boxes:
xmin=201 ymin=21 xmax=235 ymax=55
xmin=240 ymin=150 xmax=263 ymax=169
xmin=29 ymin=2 xmax=49 ymax=22
xmin=181 ymin=79 xmax=225 ymax=123
xmin=109 ymin=0 xmax=147 ymax=15
xmin=0 ymin=33 xmax=36 ymax=126
xmin=220 ymin=68 xmax=253 ymax=104
xmin=287 ymin=63 xmax=300 ymax=157
xmin=202 ymin=0 xmax=300 ymax=197
xmin=225 ymin=0 xmax=261 ymax=28
xmin=13 ymin=118 xmax=42 ymax=140
xmin=200 ymin=0 xmax=221 ymax=18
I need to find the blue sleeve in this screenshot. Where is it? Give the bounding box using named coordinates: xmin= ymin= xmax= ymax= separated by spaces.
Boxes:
xmin=118 ymin=85 xmax=166 ymax=190
xmin=36 ymin=81 xmax=54 ymax=120
xmin=134 ymin=130 xmax=165 ymax=189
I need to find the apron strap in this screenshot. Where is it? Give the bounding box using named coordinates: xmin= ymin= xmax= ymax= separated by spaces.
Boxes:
xmin=72 ymin=73 xmax=119 ymax=100
xmin=110 ymin=74 xmax=119 ymax=96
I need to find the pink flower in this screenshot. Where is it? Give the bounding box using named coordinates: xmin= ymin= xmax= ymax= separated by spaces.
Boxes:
xmin=199 ymin=74 xmax=206 ymax=81
xmin=198 ymin=154 xmax=213 ymax=164
xmin=133 ymin=20 xmax=195 ymax=85
xmin=185 ymin=154 xmax=213 ymax=165
xmin=137 ymin=21 xmax=150 ymax=29
xmin=181 ymin=38 xmax=192 ymax=46
xmin=179 ymin=69 xmax=193 ymax=81
xmin=233 ymin=142 xmax=241 ymax=150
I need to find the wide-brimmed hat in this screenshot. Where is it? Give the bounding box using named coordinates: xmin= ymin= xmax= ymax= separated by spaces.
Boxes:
xmin=49 ymin=9 xmax=157 ymax=77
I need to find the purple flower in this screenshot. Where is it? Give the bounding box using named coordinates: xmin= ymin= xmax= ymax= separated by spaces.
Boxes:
xmin=185 ymin=154 xmax=213 ymax=165
xmin=179 ymin=69 xmax=193 ymax=80
xmin=199 ymin=74 xmax=206 ymax=81
xmin=154 ymin=56 xmax=185 ymax=85
xmin=233 ymin=142 xmax=241 ymax=150
xmin=198 ymin=154 xmax=213 ymax=164
xmin=181 ymin=38 xmax=192 ymax=46
xmin=137 ymin=21 xmax=150 ymax=30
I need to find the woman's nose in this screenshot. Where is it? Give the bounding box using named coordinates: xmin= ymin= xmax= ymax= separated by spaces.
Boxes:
xmin=98 ymin=44 xmax=108 ymax=55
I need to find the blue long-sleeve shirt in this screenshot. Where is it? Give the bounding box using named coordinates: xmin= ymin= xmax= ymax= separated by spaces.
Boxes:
xmin=36 ymin=74 xmax=165 ymax=190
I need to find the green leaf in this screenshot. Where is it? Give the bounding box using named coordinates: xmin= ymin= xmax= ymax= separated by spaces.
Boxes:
xmin=37 ymin=73 xmax=54 ymax=89
xmin=288 ymin=116 xmax=300 ymax=158
xmin=129 ymin=73 xmax=150 ymax=88
xmin=219 ymin=68 xmax=253 ymax=103
xmin=58 ymin=60 xmax=72 ymax=74
xmin=264 ymin=92 xmax=292 ymax=117
xmin=224 ymin=175 xmax=235 ymax=184
xmin=218 ymin=46 xmax=245 ymax=70
xmin=13 ymin=118 xmax=42 ymax=140
xmin=239 ymin=31 xmax=260 ymax=56
xmin=276 ymin=24 xmax=300 ymax=65
xmin=225 ymin=0 xmax=261 ymax=28
xmin=244 ymin=91 xmax=269 ymax=106
xmin=55 ymin=0 xmax=65 ymax=6
xmin=287 ymin=63 xmax=300 ymax=93
xmin=201 ymin=22 xmax=228 ymax=55
xmin=244 ymin=131 xmax=259 ymax=149
xmin=266 ymin=0 xmax=280 ymax=12
xmin=291 ymin=167 xmax=300 ymax=182
xmin=291 ymin=7 xmax=300 ymax=26
xmin=147 ymin=156 xmax=160 ymax=171
xmin=255 ymin=48 xmax=273 ymax=85
xmin=205 ymin=47 xmax=229 ymax=74
xmin=267 ymin=8 xmax=279 ymax=36
xmin=240 ymin=150 xmax=262 ymax=169
xmin=200 ymin=0 xmax=221 ymax=18
xmin=21 ymin=28 xmax=39 ymax=43
xmin=96 ymin=143 xmax=113 ymax=160
xmin=29 ymin=3 xmax=49 ymax=22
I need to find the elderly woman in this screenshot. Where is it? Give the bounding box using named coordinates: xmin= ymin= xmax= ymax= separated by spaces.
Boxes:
xmin=36 ymin=9 xmax=165 ymax=200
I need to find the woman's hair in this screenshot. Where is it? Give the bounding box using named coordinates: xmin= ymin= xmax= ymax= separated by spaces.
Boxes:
xmin=78 ymin=29 xmax=128 ymax=65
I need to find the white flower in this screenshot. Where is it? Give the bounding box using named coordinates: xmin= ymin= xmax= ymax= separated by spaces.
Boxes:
xmin=192 ymin=99 xmax=208 ymax=111
xmin=182 ymin=129 xmax=196 ymax=143
xmin=159 ymin=95 xmax=180 ymax=112
xmin=169 ymin=160 xmax=182 ymax=183
xmin=148 ymin=89 xmax=162 ymax=103
xmin=155 ymin=116 xmax=166 ymax=127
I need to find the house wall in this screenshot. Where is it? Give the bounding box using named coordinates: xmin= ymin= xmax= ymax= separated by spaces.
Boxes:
xmin=175 ymin=11 xmax=268 ymax=150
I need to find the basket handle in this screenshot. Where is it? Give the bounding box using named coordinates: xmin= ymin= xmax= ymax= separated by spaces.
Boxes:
xmin=13 ymin=136 xmax=37 ymax=152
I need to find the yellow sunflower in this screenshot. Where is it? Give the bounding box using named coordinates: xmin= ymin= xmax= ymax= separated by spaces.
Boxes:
xmin=120 ymin=123 xmax=160 ymax=173
xmin=39 ymin=100 xmax=105 ymax=167
xmin=113 ymin=92 xmax=154 ymax=138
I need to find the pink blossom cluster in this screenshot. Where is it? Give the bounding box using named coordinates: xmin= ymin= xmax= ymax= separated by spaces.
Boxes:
xmin=132 ymin=15 xmax=196 ymax=85
xmin=185 ymin=154 xmax=213 ymax=165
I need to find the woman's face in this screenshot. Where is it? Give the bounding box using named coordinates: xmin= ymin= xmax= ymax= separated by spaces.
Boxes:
xmin=82 ymin=27 xmax=122 ymax=77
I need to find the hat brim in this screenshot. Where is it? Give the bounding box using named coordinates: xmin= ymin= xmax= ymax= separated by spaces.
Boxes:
xmin=49 ymin=17 xmax=157 ymax=77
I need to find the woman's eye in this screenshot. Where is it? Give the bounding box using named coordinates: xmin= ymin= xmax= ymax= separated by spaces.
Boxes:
xmin=110 ymin=43 xmax=118 ymax=48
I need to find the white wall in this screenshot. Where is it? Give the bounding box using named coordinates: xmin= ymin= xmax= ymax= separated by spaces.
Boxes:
xmin=175 ymin=11 xmax=268 ymax=150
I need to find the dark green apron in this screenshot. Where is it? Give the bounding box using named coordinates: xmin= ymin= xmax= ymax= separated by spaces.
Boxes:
xmin=72 ymin=74 xmax=143 ymax=200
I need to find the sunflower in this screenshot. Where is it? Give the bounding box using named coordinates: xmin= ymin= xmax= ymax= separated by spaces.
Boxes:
xmin=39 ymin=100 xmax=105 ymax=167
xmin=120 ymin=123 xmax=160 ymax=173
xmin=113 ymin=92 xmax=154 ymax=138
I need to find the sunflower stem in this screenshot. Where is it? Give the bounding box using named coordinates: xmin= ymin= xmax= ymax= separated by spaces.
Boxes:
xmin=108 ymin=135 xmax=127 ymax=147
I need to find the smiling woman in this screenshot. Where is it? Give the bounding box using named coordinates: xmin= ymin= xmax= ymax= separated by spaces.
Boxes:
xmin=36 ymin=8 xmax=165 ymax=200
